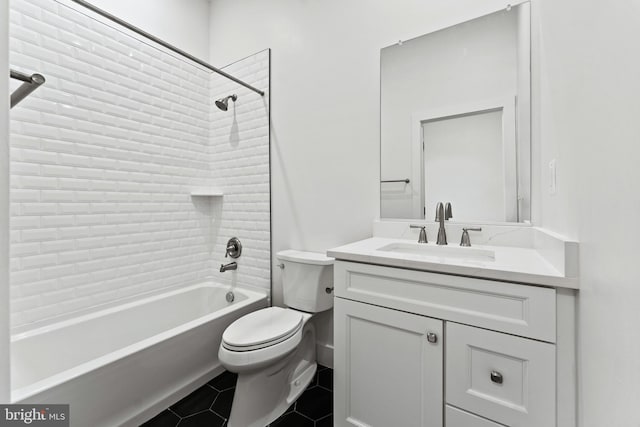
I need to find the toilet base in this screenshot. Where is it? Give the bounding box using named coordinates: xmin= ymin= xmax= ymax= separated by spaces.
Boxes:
xmin=226 ymin=323 xmax=317 ymax=427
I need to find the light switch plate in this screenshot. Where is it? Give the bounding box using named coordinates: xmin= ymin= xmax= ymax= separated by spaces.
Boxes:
xmin=549 ymin=159 xmax=557 ymax=195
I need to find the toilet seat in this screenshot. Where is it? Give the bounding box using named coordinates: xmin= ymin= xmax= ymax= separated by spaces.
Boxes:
xmin=222 ymin=307 xmax=303 ymax=352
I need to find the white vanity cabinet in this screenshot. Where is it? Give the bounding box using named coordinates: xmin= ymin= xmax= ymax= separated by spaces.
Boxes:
xmin=333 ymin=260 xmax=574 ymax=427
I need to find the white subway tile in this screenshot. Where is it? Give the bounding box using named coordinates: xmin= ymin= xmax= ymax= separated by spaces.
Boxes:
xmin=41 ymin=165 xmax=73 ymax=177
xmin=20 ymin=253 xmax=58 ymax=268
xmin=15 ymin=175 xmax=59 ymax=190
xmin=11 ymin=216 xmax=41 ymax=229
xmin=41 ymin=215 xmax=76 ymax=227
xmin=21 ymin=203 xmax=58 ymax=215
xmin=56 ymin=226 xmax=91 ymax=239
xmin=40 ymin=265 xmax=75 ymax=280
xmin=58 ymin=203 xmax=88 ymax=214
xmin=41 ymin=239 xmax=75 ymax=254
xmin=11 ymin=189 xmax=40 ymax=202
xmin=10 ymin=1 xmax=269 ymax=330
xmin=75 ymin=214 xmax=104 ymax=226
xmin=58 ymin=250 xmax=91 ymax=264
xmin=11 ymin=242 xmax=40 ymax=257
xmin=40 ymin=190 xmax=75 ymax=202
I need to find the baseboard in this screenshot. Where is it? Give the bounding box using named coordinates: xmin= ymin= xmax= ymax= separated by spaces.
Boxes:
xmin=316 ymin=342 xmax=334 ymax=369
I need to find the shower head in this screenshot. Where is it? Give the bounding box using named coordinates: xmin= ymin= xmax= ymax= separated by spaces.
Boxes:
xmin=215 ymin=94 xmax=238 ymax=111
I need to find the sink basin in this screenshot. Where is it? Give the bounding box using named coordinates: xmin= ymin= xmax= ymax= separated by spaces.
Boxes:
xmin=376 ymin=242 xmax=495 ymax=262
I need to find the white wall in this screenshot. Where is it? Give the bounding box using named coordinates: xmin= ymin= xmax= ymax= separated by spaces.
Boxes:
xmin=87 ymin=0 xmax=210 ymax=59
xmin=208 ymin=0 xmax=527 ymax=364
xmin=1 ymin=0 xmax=10 ymax=403
xmin=535 ymin=0 xmax=640 ymax=425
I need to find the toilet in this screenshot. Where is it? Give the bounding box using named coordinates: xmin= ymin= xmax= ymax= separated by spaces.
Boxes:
xmin=218 ymin=250 xmax=334 ymax=427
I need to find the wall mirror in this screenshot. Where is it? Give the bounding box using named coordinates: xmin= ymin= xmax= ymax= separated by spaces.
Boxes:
xmin=380 ymin=3 xmax=531 ymax=223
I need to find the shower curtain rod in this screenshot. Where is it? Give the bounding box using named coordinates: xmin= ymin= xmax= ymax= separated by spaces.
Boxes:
xmin=10 ymin=69 xmax=46 ymax=108
xmin=69 ymin=0 xmax=265 ymax=97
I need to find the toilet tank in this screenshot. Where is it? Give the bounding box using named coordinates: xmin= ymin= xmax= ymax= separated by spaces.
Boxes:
xmin=276 ymin=250 xmax=334 ymax=313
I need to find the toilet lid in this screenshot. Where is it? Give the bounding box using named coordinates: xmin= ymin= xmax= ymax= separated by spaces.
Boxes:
xmin=222 ymin=307 xmax=303 ymax=351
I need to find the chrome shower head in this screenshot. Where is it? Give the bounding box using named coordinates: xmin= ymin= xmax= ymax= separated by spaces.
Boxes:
xmin=215 ymin=94 xmax=237 ymax=111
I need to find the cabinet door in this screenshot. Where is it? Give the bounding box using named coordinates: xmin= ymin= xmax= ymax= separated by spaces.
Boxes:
xmin=334 ymin=298 xmax=443 ymax=427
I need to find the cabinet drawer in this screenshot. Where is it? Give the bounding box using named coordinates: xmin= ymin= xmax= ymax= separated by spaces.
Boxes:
xmin=334 ymin=261 xmax=556 ymax=342
xmin=446 ymin=323 xmax=555 ymax=427
xmin=445 ymin=406 xmax=502 ymax=427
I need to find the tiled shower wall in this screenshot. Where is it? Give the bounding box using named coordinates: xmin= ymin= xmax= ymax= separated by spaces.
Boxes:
xmin=209 ymin=50 xmax=270 ymax=293
xmin=8 ymin=0 xmax=270 ymax=331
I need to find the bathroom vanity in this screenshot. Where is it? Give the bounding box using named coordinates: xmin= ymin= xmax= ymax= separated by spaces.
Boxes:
xmin=328 ymin=224 xmax=578 ymax=427
xmin=349 ymin=2 xmax=578 ymax=424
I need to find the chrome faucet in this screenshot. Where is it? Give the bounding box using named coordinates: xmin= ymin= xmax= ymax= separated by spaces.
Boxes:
xmin=220 ymin=262 xmax=237 ymax=272
xmin=435 ymin=202 xmax=452 ymax=245
xmin=410 ymin=225 xmax=428 ymax=243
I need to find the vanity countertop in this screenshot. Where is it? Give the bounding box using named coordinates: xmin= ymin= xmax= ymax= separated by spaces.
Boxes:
xmin=327 ymin=237 xmax=579 ymax=289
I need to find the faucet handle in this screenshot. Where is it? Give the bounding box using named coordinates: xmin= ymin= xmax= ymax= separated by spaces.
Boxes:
xmin=460 ymin=227 xmax=482 ymax=247
xmin=410 ymin=224 xmax=428 ymax=243
xmin=225 ymin=237 xmax=242 ymax=258
xmin=445 ymin=202 xmax=453 ymax=220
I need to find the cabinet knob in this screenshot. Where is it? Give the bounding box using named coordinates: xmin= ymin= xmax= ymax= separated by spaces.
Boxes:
xmin=426 ymin=332 xmax=438 ymax=344
xmin=490 ymin=371 xmax=503 ymax=384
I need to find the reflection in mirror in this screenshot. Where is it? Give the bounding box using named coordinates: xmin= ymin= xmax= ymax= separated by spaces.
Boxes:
xmin=380 ymin=3 xmax=531 ymax=223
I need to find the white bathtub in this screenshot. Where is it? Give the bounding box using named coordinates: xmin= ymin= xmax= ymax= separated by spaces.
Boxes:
xmin=10 ymin=283 xmax=267 ymax=427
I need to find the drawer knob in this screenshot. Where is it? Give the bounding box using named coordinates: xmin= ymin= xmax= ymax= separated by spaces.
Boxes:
xmin=490 ymin=371 xmax=503 ymax=384
xmin=426 ymin=332 xmax=438 ymax=344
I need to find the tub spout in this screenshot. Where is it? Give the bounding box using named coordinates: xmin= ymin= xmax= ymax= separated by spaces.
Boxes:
xmin=220 ymin=262 xmax=237 ymax=272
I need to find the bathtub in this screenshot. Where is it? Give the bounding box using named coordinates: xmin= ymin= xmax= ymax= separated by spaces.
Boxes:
xmin=10 ymin=283 xmax=267 ymax=427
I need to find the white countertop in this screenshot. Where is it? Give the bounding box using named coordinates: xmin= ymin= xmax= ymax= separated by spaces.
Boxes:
xmin=327 ymin=237 xmax=579 ymax=289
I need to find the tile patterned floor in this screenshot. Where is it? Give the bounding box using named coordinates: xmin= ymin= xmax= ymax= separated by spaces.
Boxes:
xmin=141 ymin=365 xmax=333 ymax=427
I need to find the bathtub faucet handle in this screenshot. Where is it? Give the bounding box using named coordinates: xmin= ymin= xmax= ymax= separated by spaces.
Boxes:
xmin=225 ymin=237 xmax=242 ymax=258
xmin=225 ymin=243 xmax=236 ymax=256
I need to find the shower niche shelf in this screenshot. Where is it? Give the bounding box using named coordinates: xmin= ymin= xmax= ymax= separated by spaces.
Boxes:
xmin=190 ymin=188 xmax=224 ymax=197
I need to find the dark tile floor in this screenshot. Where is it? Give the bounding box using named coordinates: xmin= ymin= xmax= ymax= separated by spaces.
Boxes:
xmin=141 ymin=365 xmax=333 ymax=427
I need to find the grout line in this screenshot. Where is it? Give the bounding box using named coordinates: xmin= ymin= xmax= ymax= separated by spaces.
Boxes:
xmin=166 ymin=407 xmax=182 ymax=420
xmin=211 ymin=409 xmax=229 ymax=422
xmin=180 ymin=409 xmax=211 ymax=419
xmin=294 ymin=409 xmax=316 ymax=422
